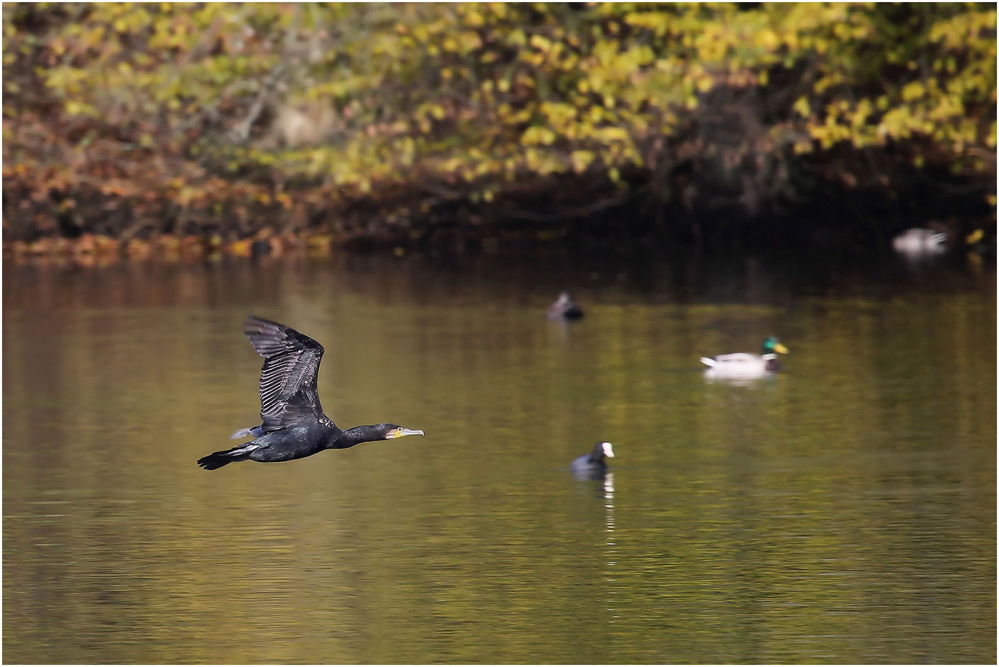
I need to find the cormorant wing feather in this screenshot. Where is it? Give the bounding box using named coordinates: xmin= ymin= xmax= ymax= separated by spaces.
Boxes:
xmin=243 ymin=315 xmax=332 ymax=432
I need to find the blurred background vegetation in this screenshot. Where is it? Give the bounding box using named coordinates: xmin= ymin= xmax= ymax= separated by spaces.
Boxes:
xmin=2 ymin=2 xmax=996 ymax=251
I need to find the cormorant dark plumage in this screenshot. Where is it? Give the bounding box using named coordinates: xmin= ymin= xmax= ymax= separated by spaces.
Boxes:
xmin=197 ymin=316 xmax=424 ymax=470
xmin=569 ymin=441 xmax=615 ymax=479
xmin=546 ymin=292 xmax=584 ymax=320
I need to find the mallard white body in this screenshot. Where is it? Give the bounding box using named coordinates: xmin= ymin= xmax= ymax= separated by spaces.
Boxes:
xmin=700 ymin=337 xmax=788 ymax=378
xmin=700 ymin=352 xmax=781 ymax=377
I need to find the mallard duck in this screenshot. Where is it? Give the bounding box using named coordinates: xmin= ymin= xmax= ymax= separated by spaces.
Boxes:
xmin=570 ymin=441 xmax=614 ymax=480
xmin=546 ymin=291 xmax=584 ymax=320
xmin=892 ymin=228 xmax=947 ymax=254
xmin=700 ymin=336 xmax=789 ymax=377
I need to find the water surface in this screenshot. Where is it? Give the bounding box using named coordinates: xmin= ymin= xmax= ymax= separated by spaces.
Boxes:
xmin=3 ymin=250 xmax=995 ymax=663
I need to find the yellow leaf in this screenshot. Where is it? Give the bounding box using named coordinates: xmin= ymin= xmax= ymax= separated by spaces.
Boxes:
xmin=793 ymin=97 xmax=811 ymax=117
xmin=571 ymin=150 xmax=595 ymax=173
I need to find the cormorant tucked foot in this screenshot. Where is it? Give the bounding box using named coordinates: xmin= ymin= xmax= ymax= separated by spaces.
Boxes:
xmin=570 ymin=441 xmax=615 ymax=479
xmin=546 ymin=292 xmax=584 ymax=320
xmin=197 ymin=316 xmax=424 ymax=470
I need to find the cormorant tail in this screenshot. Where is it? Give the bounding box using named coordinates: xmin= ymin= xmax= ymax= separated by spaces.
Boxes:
xmin=197 ymin=442 xmax=260 ymax=470
xmin=197 ymin=452 xmax=235 ymax=470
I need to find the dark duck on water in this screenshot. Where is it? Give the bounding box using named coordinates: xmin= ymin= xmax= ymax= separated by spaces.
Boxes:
xmin=546 ymin=292 xmax=584 ymax=321
xmin=569 ymin=441 xmax=615 ymax=479
xmin=197 ymin=316 xmax=424 ymax=470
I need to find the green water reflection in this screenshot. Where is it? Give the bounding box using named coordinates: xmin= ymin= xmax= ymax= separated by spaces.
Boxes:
xmin=3 ymin=253 xmax=995 ymax=663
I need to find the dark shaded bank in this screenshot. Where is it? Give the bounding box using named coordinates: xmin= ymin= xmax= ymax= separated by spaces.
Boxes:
xmin=406 ymin=166 xmax=994 ymax=255
xmin=4 ymin=168 xmax=995 ymax=261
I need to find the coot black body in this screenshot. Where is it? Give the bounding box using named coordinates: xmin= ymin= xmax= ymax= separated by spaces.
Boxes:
xmin=569 ymin=441 xmax=615 ymax=480
xmin=197 ymin=316 xmax=424 ymax=470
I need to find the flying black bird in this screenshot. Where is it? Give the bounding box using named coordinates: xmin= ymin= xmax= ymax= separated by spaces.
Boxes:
xmin=197 ymin=316 xmax=424 ymax=470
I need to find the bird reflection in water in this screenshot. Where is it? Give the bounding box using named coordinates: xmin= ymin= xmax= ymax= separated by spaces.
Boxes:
xmin=702 ymin=373 xmax=778 ymax=389
xmin=604 ymin=472 xmax=618 ymax=624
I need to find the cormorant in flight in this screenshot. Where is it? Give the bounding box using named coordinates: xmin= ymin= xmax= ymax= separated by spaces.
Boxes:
xmin=197 ymin=316 xmax=424 ymax=470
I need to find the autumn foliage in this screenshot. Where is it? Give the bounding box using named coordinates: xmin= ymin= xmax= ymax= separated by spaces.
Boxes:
xmin=2 ymin=3 xmax=996 ymax=249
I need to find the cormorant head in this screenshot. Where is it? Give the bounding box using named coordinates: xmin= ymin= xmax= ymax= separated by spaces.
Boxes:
xmin=762 ymin=337 xmax=789 ymax=355
xmin=379 ymin=424 xmax=425 ymax=440
xmin=338 ymin=423 xmax=425 ymax=448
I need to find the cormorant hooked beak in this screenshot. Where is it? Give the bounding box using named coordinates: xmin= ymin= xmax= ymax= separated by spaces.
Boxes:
xmin=386 ymin=427 xmax=425 ymax=439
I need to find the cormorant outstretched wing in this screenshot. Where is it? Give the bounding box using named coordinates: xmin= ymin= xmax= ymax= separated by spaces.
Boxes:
xmin=243 ymin=315 xmax=332 ymax=433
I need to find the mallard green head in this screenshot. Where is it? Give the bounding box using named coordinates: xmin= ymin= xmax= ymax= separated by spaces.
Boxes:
xmin=762 ymin=336 xmax=789 ymax=355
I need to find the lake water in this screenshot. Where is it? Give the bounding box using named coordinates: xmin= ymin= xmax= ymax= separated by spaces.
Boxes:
xmin=3 ymin=248 xmax=996 ymax=663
